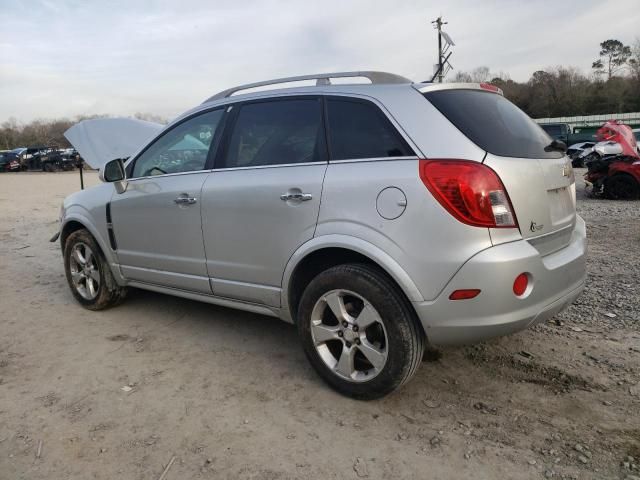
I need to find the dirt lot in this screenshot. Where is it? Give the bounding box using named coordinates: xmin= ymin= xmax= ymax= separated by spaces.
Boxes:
xmin=0 ymin=170 xmax=639 ymax=480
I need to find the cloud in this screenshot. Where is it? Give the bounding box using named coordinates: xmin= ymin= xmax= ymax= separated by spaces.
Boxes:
xmin=1 ymin=0 xmax=638 ymax=122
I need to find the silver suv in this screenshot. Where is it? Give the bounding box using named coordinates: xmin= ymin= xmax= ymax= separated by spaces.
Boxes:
xmin=56 ymin=72 xmax=587 ymax=399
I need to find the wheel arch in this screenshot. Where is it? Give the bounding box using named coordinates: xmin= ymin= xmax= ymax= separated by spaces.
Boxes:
xmin=281 ymin=235 xmax=424 ymax=324
xmin=60 ymin=219 xmax=87 ymax=251
xmin=60 ymin=214 xmax=123 ymax=283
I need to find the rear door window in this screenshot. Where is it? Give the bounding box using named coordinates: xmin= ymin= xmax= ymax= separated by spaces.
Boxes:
xmin=326 ymin=98 xmax=414 ymax=160
xmin=424 ymin=89 xmax=562 ymax=159
xmin=219 ymin=98 xmax=325 ymax=169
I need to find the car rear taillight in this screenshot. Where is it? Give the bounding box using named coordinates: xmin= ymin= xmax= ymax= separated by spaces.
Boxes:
xmin=419 ymin=159 xmax=517 ymax=228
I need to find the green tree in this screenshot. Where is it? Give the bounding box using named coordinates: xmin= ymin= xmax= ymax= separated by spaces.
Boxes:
xmin=592 ymin=39 xmax=632 ymax=79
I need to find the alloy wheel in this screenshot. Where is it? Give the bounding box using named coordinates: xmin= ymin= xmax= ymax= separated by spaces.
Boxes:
xmin=310 ymin=289 xmax=388 ymax=382
xmin=68 ymin=242 xmax=100 ymax=300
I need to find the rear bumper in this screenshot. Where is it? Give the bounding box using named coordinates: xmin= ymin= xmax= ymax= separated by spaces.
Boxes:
xmin=413 ymin=215 xmax=587 ymax=345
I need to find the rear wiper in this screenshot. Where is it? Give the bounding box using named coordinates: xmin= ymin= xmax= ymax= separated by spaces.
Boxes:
xmin=545 ymin=139 xmax=567 ymax=153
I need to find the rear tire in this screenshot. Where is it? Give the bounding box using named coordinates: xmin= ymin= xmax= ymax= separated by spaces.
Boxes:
xmin=604 ymin=174 xmax=640 ymax=200
xmin=63 ymin=229 xmax=127 ymax=310
xmin=297 ymin=263 xmax=425 ymax=399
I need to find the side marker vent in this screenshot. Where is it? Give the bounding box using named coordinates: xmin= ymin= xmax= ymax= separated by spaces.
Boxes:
xmin=106 ymin=203 xmax=117 ymax=250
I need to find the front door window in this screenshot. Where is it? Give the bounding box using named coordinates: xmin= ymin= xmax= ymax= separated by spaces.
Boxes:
xmin=131 ymin=109 xmax=224 ymax=178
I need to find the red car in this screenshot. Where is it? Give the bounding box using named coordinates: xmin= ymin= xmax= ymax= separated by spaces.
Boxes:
xmin=585 ymin=121 xmax=640 ymax=200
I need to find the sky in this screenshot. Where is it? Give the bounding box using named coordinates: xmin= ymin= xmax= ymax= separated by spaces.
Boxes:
xmin=1 ymin=0 xmax=638 ymax=123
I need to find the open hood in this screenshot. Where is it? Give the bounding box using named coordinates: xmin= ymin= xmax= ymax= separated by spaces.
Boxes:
xmin=596 ymin=120 xmax=639 ymax=159
xmin=64 ymin=118 xmax=164 ymax=169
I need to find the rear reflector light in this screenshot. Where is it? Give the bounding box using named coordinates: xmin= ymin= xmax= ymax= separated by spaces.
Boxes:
xmin=449 ymin=289 xmax=481 ymax=300
xmin=513 ymin=273 xmax=529 ymax=296
xmin=419 ymin=159 xmax=517 ymax=228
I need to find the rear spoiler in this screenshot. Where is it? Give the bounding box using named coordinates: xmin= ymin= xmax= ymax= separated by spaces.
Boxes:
xmin=415 ymin=82 xmax=504 ymax=96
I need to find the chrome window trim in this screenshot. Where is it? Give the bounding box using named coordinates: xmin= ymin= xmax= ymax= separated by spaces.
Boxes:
xmin=127 ymin=157 xmax=418 ymax=175
xmin=127 ymin=160 xmax=330 ymax=179
xmin=124 ymin=156 xmax=418 ymax=179
xmin=126 ymin=169 xmax=213 ymax=182
xmin=329 ymin=156 xmax=418 ymax=164
xmin=213 ymin=161 xmax=327 ymax=172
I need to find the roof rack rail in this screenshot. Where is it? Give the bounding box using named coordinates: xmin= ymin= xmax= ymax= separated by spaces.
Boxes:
xmin=203 ymin=71 xmax=412 ymax=103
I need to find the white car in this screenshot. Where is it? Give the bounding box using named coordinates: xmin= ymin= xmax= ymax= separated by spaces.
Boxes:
xmin=567 ymin=142 xmax=596 ymax=167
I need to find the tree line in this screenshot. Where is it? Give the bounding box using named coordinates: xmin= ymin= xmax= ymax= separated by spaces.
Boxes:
xmin=452 ymin=39 xmax=640 ymax=118
xmin=454 ymin=66 xmax=639 ymax=118
xmin=1 ymin=39 xmax=638 ymax=150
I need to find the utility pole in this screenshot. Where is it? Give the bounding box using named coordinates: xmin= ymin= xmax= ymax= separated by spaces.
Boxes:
xmin=430 ymin=16 xmax=454 ymax=83
xmin=434 ymin=16 xmax=445 ymax=83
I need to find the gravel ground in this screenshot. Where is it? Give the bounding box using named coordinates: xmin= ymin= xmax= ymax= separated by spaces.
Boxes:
xmin=0 ymin=169 xmax=639 ymax=480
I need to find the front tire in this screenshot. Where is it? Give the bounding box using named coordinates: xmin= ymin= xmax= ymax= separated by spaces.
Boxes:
xmin=63 ymin=229 xmax=127 ymax=310
xmin=297 ymin=263 xmax=425 ymax=399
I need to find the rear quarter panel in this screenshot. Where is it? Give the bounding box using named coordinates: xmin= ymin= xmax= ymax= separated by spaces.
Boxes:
xmin=316 ymin=158 xmax=492 ymax=301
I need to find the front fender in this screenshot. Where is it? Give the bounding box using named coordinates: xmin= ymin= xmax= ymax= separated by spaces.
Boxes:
xmin=279 ymin=234 xmax=424 ymax=323
xmin=61 ymin=209 xmax=125 ymax=285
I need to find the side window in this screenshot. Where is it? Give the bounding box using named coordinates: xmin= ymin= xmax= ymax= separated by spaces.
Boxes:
xmin=219 ymin=99 xmax=324 ymax=169
xmin=131 ymin=109 xmax=224 ymax=178
xmin=327 ymin=98 xmax=414 ymax=160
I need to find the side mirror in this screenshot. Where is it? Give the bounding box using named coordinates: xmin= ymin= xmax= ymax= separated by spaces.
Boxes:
xmin=101 ymin=158 xmax=125 ymax=182
xmin=100 ymin=158 xmax=127 ymax=193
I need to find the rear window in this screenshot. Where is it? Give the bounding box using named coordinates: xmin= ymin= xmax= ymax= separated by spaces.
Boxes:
xmin=424 ymin=89 xmax=562 ymax=159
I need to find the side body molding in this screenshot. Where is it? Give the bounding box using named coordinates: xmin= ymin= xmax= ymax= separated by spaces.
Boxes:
xmin=279 ymin=234 xmax=425 ymax=323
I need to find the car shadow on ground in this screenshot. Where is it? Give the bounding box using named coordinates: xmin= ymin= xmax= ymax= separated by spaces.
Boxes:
xmin=112 ymin=286 xmax=495 ymax=401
